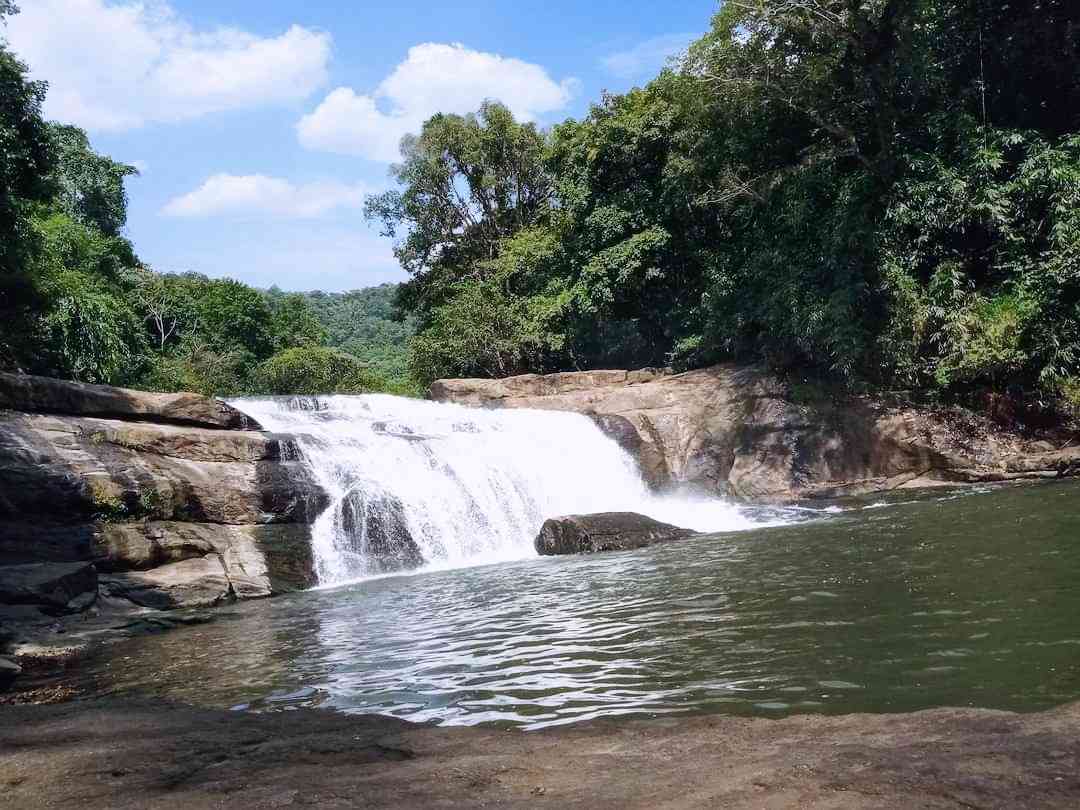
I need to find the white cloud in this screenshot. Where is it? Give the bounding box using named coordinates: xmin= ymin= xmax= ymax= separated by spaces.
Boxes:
xmin=298 ymin=42 xmax=577 ymax=162
xmin=601 ymin=33 xmax=697 ymax=81
xmin=162 ymin=174 xmax=368 ymax=219
xmin=6 ymin=0 xmax=331 ymax=131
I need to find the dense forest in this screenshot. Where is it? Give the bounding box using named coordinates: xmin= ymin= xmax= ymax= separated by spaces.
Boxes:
xmin=369 ymin=0 xmax=1080 ymax=415
xmin=2 ymin=1 xmax=1079 ymax=410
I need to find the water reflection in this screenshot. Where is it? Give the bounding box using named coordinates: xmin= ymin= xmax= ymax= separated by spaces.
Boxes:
xmin=75 ymin=481 xmax=1080 ymax=729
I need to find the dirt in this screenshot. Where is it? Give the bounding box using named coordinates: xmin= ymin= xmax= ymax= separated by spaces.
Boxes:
xmin=1 ymin=697 xmax=1078 ymax=809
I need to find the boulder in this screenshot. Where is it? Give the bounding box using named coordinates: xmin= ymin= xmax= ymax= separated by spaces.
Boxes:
xmin=0 ymin=562 xmax=97 ymax=614
xmin=535 ymin=512 xmax=698 ymax=556
xmin=0 ymin=371 xmax=259 ymax=430
xmin=0 ymin=522 xmax=98 ymax=565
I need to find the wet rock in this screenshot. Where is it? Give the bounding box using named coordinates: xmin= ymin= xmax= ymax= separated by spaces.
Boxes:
xmin=0 ymin=562 xmax=97 ymax=614
xmin=0 ymin=656 xmax=20 ymax=689
xmin=340 ymin=491 xmax=425 ymax=573
xmin=434 ymin=365 xmax=1080 ymax=502
xmin=535 ymin=512 xmax=698 ymax=556
xmin=0 ymin=371 xmax=259 ymax=430
xmin=0 ymin=374 xmax=326 ymax=650
xmin=0 ymin=412 xmax=325 ymax=526
xmin=0 ymin=522 xmax=98 ymax=565
xmin=102 ymin=556 xmax=232 ymax=609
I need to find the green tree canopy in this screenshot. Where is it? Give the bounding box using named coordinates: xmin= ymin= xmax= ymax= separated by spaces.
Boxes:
xmin=364 ymin=101 xmax=554 ymax=320
xmin=250 ymin=346 xmax=388 ymax=396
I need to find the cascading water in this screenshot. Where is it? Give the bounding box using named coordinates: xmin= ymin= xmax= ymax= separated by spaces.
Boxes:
xmin=235 ymin=395 xmax=787 ymax=586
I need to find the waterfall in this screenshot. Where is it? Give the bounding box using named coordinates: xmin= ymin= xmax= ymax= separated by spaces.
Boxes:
xmin=234 ymin=395 xmax=778 ymax=586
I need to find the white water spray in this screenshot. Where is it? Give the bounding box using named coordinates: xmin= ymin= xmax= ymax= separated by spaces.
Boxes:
xmin=235 ymin=395 xmax=786 ymax=586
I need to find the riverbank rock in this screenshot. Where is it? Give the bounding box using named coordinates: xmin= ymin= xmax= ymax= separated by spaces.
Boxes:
xmin=536 ymin=512 xmax=698 ymax=556
xmin=0 ymin=373 xmax=323 ymax=655
xmin=0 ymin=562 xmax=97 ymax=614
xmin=432 ymin=365 xmax=1080 ymax=501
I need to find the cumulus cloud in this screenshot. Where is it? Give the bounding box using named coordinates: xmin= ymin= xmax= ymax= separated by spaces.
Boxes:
xmin=162 ymin=174 xmax=368 ymax=219
xmin=600 ymin=33 xmax=697 ymax=81
xmin=5 ymin=0 xmax=331 ymax=131
xmin=298 ymin=42 xmax=577 ymax=162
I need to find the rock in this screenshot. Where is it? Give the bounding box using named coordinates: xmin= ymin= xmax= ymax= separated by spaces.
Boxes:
xmin=0 ymin=371 xmax=259 ymax=430
xmin=94 ymin=523 xmax=217 ymax=571
xmin=535 ymin=512 xmax=698 ymax=556
xmin=0 ymin=656 xmax=21 ymax=689
xmin=0 ymin=562 xmax=97 ymax=614
xmin=0 ymin=412 xmax=326 ymax=526
xmin=102 ymin=556 xmax=232 ymax=609
xmin=0 ymin=522 xmax=98 ymax=565
xmin=339 ymin=490 xmax=425 ymax=573
xmin=433 ymin=365 xmax=1080 ymax=501
xmin=95 ymin=522 xmax=317 ymax=596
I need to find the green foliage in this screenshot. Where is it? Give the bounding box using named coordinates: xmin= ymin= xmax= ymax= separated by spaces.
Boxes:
xmin=35 ymin=269 xmax=146 ymax=384
xmin=371 ymin=0 xmax=1080 ymax=414
xmin=0 ymin=41 xmax=53 ymax=364
xmin=297 ymin=284 xmax=415 ymax=382
xmin=877 ymin=129 xmax=1080 ymax=398
xmin=265 ymin=289 xmax=328 ymax=351
xmin=48 ymin=123 xmax=137 ymax=237
xmin=249 ymin=346 xmax=389 ymax=396
xmin=364 ymin=101 xmax=553 ymax=320
xmin=406 ymin=224 xmax=581 ymax=384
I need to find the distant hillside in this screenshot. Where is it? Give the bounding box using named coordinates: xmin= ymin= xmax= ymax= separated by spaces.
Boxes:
xmin=299 ymin=284 xmax=415 ymax=382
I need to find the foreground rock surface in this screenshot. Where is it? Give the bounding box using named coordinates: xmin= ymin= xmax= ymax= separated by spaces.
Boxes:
xmin=1 ymin=698 xmax=1078 ymax=809
xmin=536 ymin=512 xmax=697 ymax=555
xmin=433 ymin=365 xmax=1080 ymax=501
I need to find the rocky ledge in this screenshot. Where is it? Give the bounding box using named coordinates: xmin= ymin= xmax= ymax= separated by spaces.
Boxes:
xmin=536 ymin=512 xmax=698 ymax=555
xmin=0 ymin=372 xmax=324 ymax=676
xmin=432 ymin=365 xmax=1080 ymax=501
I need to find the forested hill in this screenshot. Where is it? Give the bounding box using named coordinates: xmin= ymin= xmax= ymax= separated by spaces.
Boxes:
xmin=271 ymin=285 xmax=415 ymax=382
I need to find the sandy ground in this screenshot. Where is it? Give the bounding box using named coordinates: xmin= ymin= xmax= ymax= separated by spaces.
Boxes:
xmin=1 ymin=698 xmax=1078 ymax=809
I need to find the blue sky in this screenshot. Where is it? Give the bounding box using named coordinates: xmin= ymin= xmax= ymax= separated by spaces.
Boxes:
xmin=6 ymin=0 xmax=718 ymax=291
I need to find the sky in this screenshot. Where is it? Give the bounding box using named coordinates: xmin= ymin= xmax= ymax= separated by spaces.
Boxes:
xmin=5 ymin=0 xmax=718 ymax=292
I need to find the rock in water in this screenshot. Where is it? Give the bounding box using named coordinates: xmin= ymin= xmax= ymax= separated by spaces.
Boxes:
xmin=535 ymin=512 xmax=698 ymax=556
xmin=340 ymin=490 xmax=425 ymax=574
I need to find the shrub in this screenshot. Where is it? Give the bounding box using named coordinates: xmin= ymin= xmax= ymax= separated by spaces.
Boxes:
xmin=249 ymin=347 xmax=389 ymax=395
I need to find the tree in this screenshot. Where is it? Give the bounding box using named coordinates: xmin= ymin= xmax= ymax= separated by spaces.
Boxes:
xmin=249 ymin=347 xmax=388 ymax=395
xmin=0 ymin=33 xmax=54 ymax=367
xmin=266 ymin=291 xmax=327 ymax=351
xmin=135 ymin=270 xmax=187 ymax=352
xmin=48 ymin=124 xmax=138 ymax=237
xmin=364 ymin=101 xmax=553 ymax=320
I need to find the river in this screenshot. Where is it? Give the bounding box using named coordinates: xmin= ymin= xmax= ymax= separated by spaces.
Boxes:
xmin=72 ymin=479 xmax=1080 ymax=729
